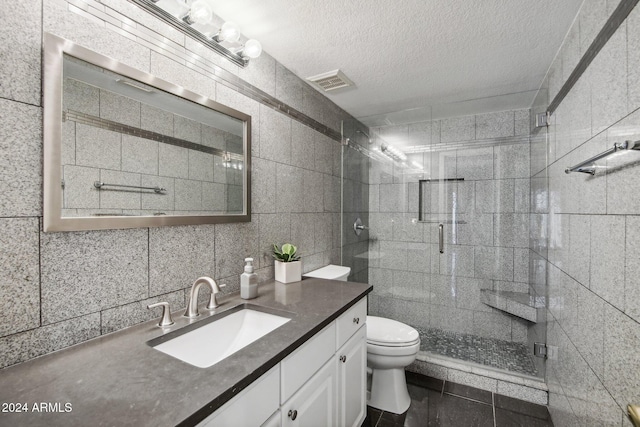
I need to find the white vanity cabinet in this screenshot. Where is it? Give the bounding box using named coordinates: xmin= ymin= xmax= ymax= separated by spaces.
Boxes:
xmin=281 ymin=299 xmax=366 ymax=427
xmin=198 ymin=297 xmax=367 ymax=427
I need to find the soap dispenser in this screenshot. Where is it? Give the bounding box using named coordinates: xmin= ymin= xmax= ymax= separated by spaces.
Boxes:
xmin=240 ymin=257 xmax=258 ymax=299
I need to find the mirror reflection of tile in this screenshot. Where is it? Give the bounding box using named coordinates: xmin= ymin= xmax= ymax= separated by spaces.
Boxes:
xmin=61 ymin=57 xmax=244 ymax=218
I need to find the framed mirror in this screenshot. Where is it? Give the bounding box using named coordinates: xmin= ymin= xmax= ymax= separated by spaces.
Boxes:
xmin=43 ymin=33 xmax=251 ymax=232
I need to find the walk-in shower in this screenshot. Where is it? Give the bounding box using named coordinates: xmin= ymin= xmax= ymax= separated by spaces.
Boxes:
xmin=340 ymin=108 xmax=546 ymax=384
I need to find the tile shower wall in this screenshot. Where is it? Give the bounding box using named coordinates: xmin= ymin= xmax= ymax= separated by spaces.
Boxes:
xmin=532 ymin=0 xmax=640 ymax=425
xmin=367 ymin=109 xmax=532 ymax=344
xmin=0 ymin=0 xmax=354 ymax=368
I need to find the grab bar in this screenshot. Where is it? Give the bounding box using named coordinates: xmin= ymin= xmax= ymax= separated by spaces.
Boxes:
xmin=94 ymin=181 xmax=166 ymax=194
xmin=438 ymin=224 xmax=444 ymax=254
xmin=419 ymin=219 xmax=467 ymax=224
xmin=565 ymin=140 xmax=640 ymax=175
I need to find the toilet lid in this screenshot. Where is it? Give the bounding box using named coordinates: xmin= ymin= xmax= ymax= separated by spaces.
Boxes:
xmin=366 ymin=316 xmax=420 ymax=347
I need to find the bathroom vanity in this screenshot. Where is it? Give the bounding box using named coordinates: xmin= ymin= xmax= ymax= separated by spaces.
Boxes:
xmin=203 ymin=297 xmax=367 ymax=426
xmin=0 ymin=279 xmax=371 ymax=426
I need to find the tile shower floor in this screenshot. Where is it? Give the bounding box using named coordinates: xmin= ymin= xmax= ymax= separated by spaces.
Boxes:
xmin=416 ymin=327 xmax=539 ymax=377
xmin=362 ymin=372 xmax=553 ymax=427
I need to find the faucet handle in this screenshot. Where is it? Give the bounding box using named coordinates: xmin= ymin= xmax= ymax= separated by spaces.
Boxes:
xmin=147 ymin=302 xmax=175 ymax=327
xmin=206 ymin=283 xmax=226 ymax=310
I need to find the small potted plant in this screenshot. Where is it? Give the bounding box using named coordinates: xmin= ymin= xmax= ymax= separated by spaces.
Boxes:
xmin=273 ymin=243 xmax=302 ymax=284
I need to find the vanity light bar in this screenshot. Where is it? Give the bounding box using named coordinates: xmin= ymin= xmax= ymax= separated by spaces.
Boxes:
xmin=129 ymin=0 xmax=256 ymax=67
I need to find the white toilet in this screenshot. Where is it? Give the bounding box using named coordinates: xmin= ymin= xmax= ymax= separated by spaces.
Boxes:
xmin=303 ymin=265 xmax=421 ymax=414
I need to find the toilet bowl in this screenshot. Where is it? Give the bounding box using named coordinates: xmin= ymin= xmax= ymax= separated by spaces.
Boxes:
xmin=366 ymin=316 xmax=420 ymax=414
xmin=303 ymin=265 xmax=421 ymax=415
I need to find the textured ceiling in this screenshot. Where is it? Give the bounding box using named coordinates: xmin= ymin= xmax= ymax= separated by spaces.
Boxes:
xmin=204 ymin=0 xmax=583 ymax=124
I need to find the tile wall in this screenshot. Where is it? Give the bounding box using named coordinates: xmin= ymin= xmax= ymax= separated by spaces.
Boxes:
xmin=367 ymin=109 xmax=533 ymax=344
xmin=532 ymin=0 xmax=640 ymax=425
xmin=0 ymin=0 xmax=358 ymax=368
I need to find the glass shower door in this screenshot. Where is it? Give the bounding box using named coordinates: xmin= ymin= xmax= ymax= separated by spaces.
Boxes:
xmin=340 ymin=120 xmax=370 ymax=283
xmin=346 ymin=111 xmax=543 ymax=381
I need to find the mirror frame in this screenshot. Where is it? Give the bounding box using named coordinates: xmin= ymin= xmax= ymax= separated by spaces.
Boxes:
xmin=43 ymin=33 xmax=251 ymax=232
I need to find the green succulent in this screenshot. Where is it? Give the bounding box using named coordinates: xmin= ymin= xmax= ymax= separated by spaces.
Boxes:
xmin=273 ymin=243 xmax=300 ymax=262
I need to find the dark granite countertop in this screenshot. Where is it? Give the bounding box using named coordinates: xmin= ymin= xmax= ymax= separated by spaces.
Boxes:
xmin=0 ymin=278 xmax=371 ymax=427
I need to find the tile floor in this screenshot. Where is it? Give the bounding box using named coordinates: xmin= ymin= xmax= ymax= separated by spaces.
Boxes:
xmin=362 ymin=372 xmax=553 ymax=427
xmin=416 ymin=327 xmax=539 ymax=377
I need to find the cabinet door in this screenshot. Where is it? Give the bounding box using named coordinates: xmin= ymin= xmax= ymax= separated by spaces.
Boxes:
xmin=337 ymin=326 xmax=367 ymax=427
xmin=199 ymin=365 xmax=280 ymax=427
xmin=282 ymin=358 xmax=336 ymax=427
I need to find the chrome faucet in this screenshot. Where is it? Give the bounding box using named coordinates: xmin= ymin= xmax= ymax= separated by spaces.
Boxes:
xmin=184 ymin=276 xmax=225 ymax=318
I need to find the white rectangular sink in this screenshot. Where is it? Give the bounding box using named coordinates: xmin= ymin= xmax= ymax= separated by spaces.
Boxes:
xmin=151 ymin=307 xmax=291 ymax=368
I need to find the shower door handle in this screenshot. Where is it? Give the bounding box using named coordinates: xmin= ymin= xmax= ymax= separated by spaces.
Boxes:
xmin=438 ymin=224 xmax=444 ymax=254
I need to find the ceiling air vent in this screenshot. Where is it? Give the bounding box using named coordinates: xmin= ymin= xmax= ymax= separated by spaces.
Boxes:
xmin=306 ymin=69 xmax=354 ymax=92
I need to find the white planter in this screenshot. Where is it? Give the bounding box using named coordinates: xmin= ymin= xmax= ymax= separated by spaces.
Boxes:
xmin=274 ymin=260 xmax=302 ymax=284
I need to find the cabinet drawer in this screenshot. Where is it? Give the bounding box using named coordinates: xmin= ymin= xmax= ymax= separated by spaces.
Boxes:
xmin=336 ymin=297 xmax=367 ymax=349
xmin=281 ymin=322 xmax=336 ymax=404
xmin=200 ymin=365 xmax=280 ymax=427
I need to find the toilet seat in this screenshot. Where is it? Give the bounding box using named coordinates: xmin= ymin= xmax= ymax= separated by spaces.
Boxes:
xmin=367 ymin=340 xmax=420 ymax=357
xmin=366 ymin=316 xmax=420 ymax=347
xmin=367 ymin=337 xmax=420 ymax=347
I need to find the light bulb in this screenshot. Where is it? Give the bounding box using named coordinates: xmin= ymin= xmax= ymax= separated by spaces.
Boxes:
xmin=241 ymin=39 xmax=262 ymax=59
xmin=184 ymin=0 xmax=213 ymax=25
xmin=219 ymin=21 xmax=241 ymax=42
xmin=158 ymin=0 xmax=189 ymax=17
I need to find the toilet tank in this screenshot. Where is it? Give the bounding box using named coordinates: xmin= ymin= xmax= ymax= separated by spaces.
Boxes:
xmin=302 ymin=264 xmax=351 ymax=281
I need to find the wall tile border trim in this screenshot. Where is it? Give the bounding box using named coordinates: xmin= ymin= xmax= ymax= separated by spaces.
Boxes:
xmin=548 ymin=0 xmax=640 ymax=114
